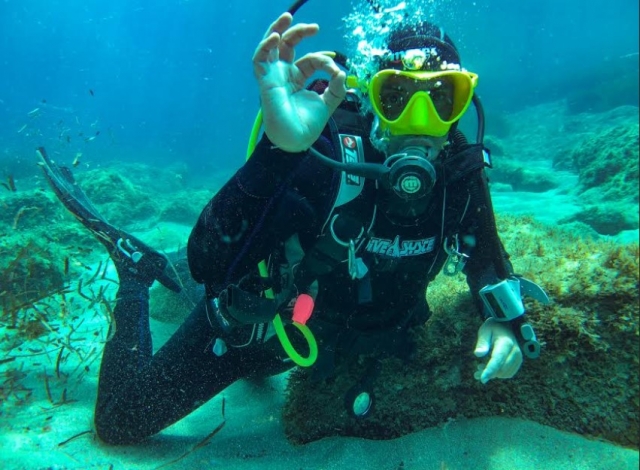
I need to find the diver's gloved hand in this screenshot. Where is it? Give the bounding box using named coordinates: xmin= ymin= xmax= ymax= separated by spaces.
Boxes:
xmin=473 ymin=318 xmax=523 ymax=384
xmin=252 ymin=12 xmax=346 ymax=153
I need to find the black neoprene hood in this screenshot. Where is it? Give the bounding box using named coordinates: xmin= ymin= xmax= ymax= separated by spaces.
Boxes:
xmin=381 ymin=22 xmax=462 ymax=71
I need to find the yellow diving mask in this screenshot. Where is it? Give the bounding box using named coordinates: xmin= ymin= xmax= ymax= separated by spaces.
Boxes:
xmin=368 ymin=69 xmax=479 ymax=137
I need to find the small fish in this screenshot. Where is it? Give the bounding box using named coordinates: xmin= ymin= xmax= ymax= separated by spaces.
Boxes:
xmin=66 ymin=135 xmax=71 ymax=143
xmin=89 ymin=89 xmax=94 ymax=96
xmin=17 ymin=124 xmax=27 ymax=133
xmin=64 ymin=257 xmax=69 ymax=275
xmin=68 ymin=246 xmax=93 ymax=255
xmin=85 ymin=136 xmax=96 ymax=142
xmin=27 ymin=107 xmax=40 ymax=116
xmin=72 ymin=153 xmax=82 ymax=167
xmin=1 ymin=175 xmax=17 ymax=192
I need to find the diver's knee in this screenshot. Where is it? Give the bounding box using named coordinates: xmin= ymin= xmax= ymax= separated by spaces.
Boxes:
xmin=94 ymin=412 xmax=145 ymax=446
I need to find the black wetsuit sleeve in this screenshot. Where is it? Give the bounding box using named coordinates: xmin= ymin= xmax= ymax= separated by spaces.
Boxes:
xmin=187 ymin=136 xmax=304 ymax=294
xmin=460 ymin=170 xmax=514 ymax=318
xmin=187 ymin=134 xmax=337 ymax=298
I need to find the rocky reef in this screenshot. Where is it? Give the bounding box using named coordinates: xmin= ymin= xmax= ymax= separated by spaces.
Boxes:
xmin=485 ymin=104 xmax=638 ymax=238
xmin=283 ymin=215 xmax=639 ymax=449
xmin=488 ymin=159 xmax=559 ymax=192
xmin=554 ymin=118 xmax=639 ymax=235
xmin=566 ymin=123 xmax=639 ymax=202
xmin=77 ymin=162 xmax=211 ymax=230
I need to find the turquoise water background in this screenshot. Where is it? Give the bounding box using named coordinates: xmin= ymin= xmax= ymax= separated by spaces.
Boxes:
xmin=0 ymin=0 xmax=637 ymax=178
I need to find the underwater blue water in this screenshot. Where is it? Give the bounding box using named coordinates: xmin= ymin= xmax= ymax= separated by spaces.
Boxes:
xmin=0 ymin=0 xmax=637 ymax=179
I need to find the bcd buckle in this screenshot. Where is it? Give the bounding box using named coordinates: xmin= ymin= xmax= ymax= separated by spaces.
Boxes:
xmin=348 ymin=239 xmax=369 ymax=280
xmin=443 ymin=234 xmax=469 ymax=276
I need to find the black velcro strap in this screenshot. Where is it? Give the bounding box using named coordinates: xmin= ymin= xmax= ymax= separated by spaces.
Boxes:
xmin=445 ymin=144 xmax=491 ymax=184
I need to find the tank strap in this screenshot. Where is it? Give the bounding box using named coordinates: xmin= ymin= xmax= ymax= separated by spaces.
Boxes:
xmin=443 ymin=143 xmax=492 ymax=184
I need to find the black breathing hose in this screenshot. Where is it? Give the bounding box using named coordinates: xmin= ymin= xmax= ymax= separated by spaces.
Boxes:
xmin=288 ymin=0 xmax=380 ymax=16
xmin=472 ymin=94 xmax=485 ymax=144
xmin=287 ymin=0 xmax=310 ymax=14
xmin=450 ymin=129 xmax=468 ymax=149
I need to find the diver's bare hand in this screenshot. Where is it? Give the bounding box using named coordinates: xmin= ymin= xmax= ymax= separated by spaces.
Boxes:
xmin=253 ymin=12 xmax=346 ymax=153
xmin=474 ymin=318 xmax=523 ymax=384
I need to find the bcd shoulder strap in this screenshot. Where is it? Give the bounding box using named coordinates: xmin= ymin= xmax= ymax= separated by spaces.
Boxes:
xmin=443 ymin=143 xmax=492 ymax=185
xmin=292 ymin=85 xmax=376 ymax=292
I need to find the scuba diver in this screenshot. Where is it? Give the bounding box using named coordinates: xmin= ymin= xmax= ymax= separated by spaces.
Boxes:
xmin=39 ymin=5 xmax=547 ymax=446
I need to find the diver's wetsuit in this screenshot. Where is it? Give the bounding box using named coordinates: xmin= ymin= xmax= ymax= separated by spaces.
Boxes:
xmin=91 ymin=135 xmax=338 ymax=444
xmin=59 ymin=101 xmax=511 ymax=445
xmin=92 ymin=135 xmax=338 ymax=444
xmin=93 ymin=289 xmax=292 ymax=444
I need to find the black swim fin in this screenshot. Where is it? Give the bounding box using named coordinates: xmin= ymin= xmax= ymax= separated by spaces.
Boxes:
xmin=38 ymin=147 xmax=181 ymax=293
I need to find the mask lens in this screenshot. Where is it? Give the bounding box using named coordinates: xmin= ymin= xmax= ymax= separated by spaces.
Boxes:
xmin=428 ymin=76 xmax=455 ymax=120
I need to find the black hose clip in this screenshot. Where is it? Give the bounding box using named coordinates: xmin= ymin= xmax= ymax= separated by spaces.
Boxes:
xmin=217 ymin=283 xmax=279 ymax=326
